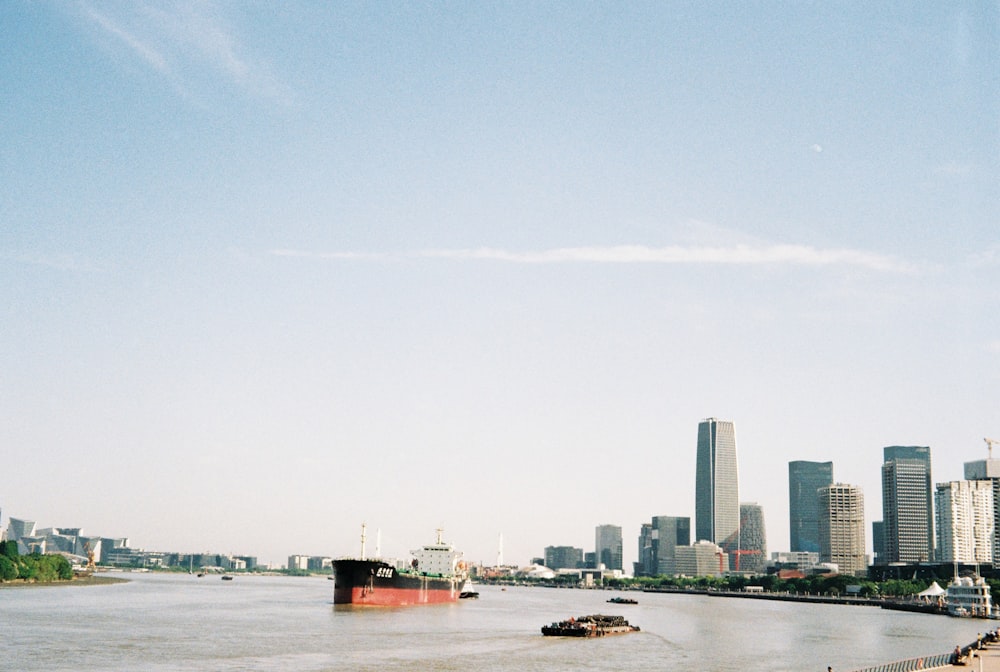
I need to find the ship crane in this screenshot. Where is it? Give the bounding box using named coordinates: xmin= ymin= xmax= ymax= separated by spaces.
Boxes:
xmin=987 ymin=437 xmax=999 ymax=459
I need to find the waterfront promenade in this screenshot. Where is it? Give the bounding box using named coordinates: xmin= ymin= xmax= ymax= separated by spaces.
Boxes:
xmin=961 ymin=638 xmax=1000 ymax=672
xmin=855 ymin=631 xmax=1000 ymax=672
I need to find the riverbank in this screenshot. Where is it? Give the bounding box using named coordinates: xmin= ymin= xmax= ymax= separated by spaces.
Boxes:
xmin=0 ymin=574 xmax=128 ymax=589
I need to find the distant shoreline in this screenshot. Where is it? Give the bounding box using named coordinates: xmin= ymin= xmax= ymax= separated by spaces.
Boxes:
xmin=0 ymin=574 xmax=128 ymax=589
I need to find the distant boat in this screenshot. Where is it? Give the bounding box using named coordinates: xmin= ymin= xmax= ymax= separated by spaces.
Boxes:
xmin=607 ymin=596 xmax=637 ymax=605
xmin=221 ymin=575 xmax=233 ymax=581
xmin=459 ymin=582 xmax=480 ymax=599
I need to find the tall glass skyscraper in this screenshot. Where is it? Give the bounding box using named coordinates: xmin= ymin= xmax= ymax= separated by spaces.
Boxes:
xmin=695 ymin=418 xmax=740 ymax=557
xmin=595 ymin=524 xmax=623 ymax=571
xmin=881 ymin=445 xmax=933 ymax=563
xmin=651 ymin=515 xmax=691 ymax=576
xmin=788 ymin=461 xmax=834 ymax=553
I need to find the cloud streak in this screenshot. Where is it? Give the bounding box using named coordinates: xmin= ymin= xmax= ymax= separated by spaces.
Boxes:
xmin=2 ymin=251 xmax=103 ymax=273
xmin=78 ymin=1 xmax=292 ymax=105
xmin=272 ymin=244 xmax=917 ymax=273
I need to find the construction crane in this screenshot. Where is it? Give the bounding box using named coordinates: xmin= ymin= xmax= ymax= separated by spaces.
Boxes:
xmin=83 ymin=541 xmax=96 ymax=572
xmin=987 ymin=437 xmax=1000 ymax=459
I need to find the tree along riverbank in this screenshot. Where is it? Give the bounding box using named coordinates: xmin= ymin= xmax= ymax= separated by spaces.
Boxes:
xmin=0 ymin=574 xmax=128 ymax=589
xmin=0 ymin=539 xmax=74 ymax=584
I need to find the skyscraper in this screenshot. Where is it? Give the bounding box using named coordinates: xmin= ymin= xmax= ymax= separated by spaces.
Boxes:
xmin=651 ymin=515 xmax=691 ymax=576
xmin=818 ymin=483 xmax=867 ymax=576
xmin=695 ymin=418 xmax=740 ymax=558
xmin=965 ymin=455 xmax=1000 ymax=562
xmin=737 ymin=503 xmax=767 ymax=574
xmin=595 ymin=524 xmax=623 ymax=571
xmin=881 ymin=446 xmax=933 ymax=563
xmin=636 ymin=523 xmax=654 ymax=576
xmin=788 ymin=461 xmax=834 ymax=553
xmin=935 ymin=480 xmax=994 ymax=565
xmin=544 ymin=546 xmax=584 ymax=570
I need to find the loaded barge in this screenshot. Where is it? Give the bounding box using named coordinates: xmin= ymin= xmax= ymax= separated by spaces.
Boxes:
xmin=541 ymin=614 xmax=640 ymax=637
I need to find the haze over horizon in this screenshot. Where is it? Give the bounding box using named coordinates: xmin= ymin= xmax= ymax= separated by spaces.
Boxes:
xmin=2 ymin=2 xmax=998 ymax=569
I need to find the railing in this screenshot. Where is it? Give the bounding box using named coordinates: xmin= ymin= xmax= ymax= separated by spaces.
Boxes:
xmin=852 ymin=640 xmax=978 ymax=672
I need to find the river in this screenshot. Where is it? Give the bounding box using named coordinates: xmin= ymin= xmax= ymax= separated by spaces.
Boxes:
xmin=2 ymin=572 xmax=988 ymax=671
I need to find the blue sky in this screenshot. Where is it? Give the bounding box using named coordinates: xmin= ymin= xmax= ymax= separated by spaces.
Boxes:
xmin=2 ymin=1 xmax=998 ymax=568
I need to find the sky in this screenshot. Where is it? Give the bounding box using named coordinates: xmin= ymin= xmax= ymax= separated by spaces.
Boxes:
xmin=2 ymin=1 xmax=998 ymax=570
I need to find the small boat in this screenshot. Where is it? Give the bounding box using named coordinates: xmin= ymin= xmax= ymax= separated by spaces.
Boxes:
xmin=221 ymin=575 xmax=233 ymax=581
xmin=541 ymin=614 xmax=640 ymax=637
xmin=459 ymin=580 xmax=480 ymax=599
xmin=607 ymin=596 xmax=637 ymax=605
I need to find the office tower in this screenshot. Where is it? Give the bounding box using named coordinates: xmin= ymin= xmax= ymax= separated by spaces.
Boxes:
xmin=544 ymin=546 xmax=584 ymax=570
xmin=737 ymin=503 xmax=767 ymax=574
xmin=935 ymin=480 xmax=994 ymax=564
xmin=651 ymin=515 xmax=691 ymax=576
xmin=674 ymin=540 xmax=728 ymax=577
xmin=788 ymin=461 xmax=834 ymax=553
xmin=595 ymin=524 xmax=623 ymax=571
xmin=881 ymin=446 xmax=933 ymax=563
xmin=818 ymin=483 xmax=867 ymax=576
xmin=636 ymin=524 xmax=654 ymax=576
xmin=965 ymin=456 xmax=1000 ymax=563
xmin=872 ymin=521 xmax=885 ymax=565
xmin=695 ymin=418 xmax=740 ymax=559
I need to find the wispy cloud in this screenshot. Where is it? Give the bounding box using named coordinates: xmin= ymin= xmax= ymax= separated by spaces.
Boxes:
xmin=83 ymin=6 xmax=170 ymax=75
xmin=272 ymin=243 xmax=917 ymax=273
xmin=968 ymin=246 xmax=1000 ymax=268
xmin=2 ymin=251 xmax=103 ymax=273
xmin=77 ymin=1 xmax=292 ymax=105
xmin=936 ymin=160 xmax=973 ymax=176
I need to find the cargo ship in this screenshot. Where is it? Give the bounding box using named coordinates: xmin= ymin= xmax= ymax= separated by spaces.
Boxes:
xmin=332 ymin=526 xmax=468 ymax=606
xmin=541 ymin=614 xmax=640 ymax=637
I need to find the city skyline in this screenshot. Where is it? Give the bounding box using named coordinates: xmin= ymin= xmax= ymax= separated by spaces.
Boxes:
xmin=2 ymin=3 xmax=997 ymax=568
xmin=7 ymin=431 xmax=993 ymax=571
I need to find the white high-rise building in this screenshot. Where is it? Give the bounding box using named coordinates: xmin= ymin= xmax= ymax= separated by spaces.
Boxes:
xmin=935 ymin=480 xmax=994 ymax=564
xmin=674 ymin=540 xmax=728 ymax=577
xmin=965 ymin=457 xmax=1000 ymax=562
xmin=819 ymin=483 xmax=867 ymax=576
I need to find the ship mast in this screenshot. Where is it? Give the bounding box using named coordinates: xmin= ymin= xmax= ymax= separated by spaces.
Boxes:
xmin=360 ymin=523 xmax=367 ymax=561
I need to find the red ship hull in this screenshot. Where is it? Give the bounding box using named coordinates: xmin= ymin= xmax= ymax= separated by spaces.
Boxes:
xmin=332 ymin=559 xmax=462 ymax=606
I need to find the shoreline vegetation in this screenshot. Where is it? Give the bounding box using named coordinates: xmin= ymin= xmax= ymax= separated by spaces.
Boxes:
xmin=0 ymin=574 xmax=128 ymax=589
